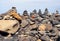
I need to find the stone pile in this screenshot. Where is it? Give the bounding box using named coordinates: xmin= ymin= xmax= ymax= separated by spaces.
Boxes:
xmin=0 ymin=7 xmax=60 ymax=41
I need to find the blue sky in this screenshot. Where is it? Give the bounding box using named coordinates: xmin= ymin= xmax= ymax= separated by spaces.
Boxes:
xmin=0 ymin=0 xmax=60 ymax=14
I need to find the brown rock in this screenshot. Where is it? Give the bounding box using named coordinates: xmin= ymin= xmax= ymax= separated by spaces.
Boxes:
xmin=0 ymin=20 xmax=19 ymax=34
xmin=38 ymin=23 xmax=52 ymax=31
xmin=37 ymin=39 xmax=41 ymax=41
xmin=38 ymin=24 xmax=46 ymax=31
xmin=8 ymin=7 xmax=22 ymax=20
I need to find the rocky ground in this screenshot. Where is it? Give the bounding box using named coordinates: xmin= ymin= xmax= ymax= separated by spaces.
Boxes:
xmin=0 ymin=7 xmax=60 ymax=41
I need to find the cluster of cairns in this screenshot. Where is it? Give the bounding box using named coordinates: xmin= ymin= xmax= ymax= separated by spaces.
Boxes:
xmin=0 ymin=7 xmax=60 ymax=41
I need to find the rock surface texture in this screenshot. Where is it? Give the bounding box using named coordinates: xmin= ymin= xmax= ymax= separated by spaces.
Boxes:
xmin=0 ymin=7 xmax=60 ymax=41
